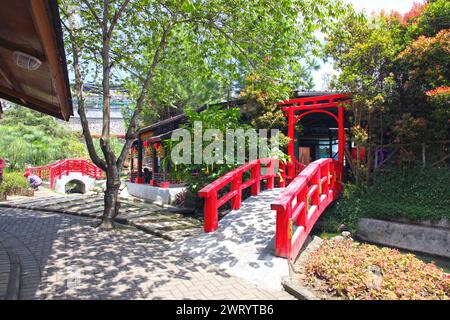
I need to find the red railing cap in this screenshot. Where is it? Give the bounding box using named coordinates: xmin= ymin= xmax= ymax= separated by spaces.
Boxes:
xmin=198 ymin=158 xmax=277 ymax=197
xmin=271 ymin=176 xmax=308 ymax=210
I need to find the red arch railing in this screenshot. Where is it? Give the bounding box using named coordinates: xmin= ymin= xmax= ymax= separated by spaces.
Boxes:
xmin=27 ymin=159 xmax=105 ymax=189
xmin=198 ymin=157 xmax=343 ymax=261
xmin=199 ymin=158 xmax=288 ymax=232
xmin=271 ymin=158 xmax=343 ymax=261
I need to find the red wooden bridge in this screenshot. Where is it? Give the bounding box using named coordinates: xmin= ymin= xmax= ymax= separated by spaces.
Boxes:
xmin=27 ymin=159 xmax=105 ymax=189
xmin=198 ymin=93 xmax=350 ymax=262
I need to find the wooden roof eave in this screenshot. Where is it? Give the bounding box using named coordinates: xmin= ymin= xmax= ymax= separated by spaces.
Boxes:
xmin=0 ymin=0 xmax=73 ymax=121
xmin=29 ymin=0 xmax=73 ymax=121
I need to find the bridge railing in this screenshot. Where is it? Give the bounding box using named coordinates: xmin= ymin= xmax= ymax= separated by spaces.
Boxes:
xmin=285 ymin=159 xmax=306 ymax=185
xmin=28 ymin=159 xmax=105 ymax=189
xmin=199 ymin=158 xmax=285 ymax=232
xmin=271 ymin=158 xmax=343 ymax=261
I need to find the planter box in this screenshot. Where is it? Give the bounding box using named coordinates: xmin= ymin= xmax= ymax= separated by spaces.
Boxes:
xmin=125 ymin=182 xmax=186 ymax=205
xmin=22 ymin=189 xmax=35 ymax=197
xmin=6 ymin=188 xmax=35 ymax=197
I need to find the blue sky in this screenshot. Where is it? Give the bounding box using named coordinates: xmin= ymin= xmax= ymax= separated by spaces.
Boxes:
xmin=311 ymin=0 xmax=419 ymax=90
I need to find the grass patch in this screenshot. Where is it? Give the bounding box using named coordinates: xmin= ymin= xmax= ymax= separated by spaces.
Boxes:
xmin=305 ymin=239 xmax=450 ymax=300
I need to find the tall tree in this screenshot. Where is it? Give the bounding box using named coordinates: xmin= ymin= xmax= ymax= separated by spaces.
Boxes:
xmin=60 ymin=0 xmax=345 ymax=229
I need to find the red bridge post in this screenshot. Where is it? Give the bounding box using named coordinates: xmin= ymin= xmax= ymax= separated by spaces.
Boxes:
xmin=204 ymin=191 xmax=218 ymax=232
xmin=231 ymin=172 xmax=242 ymax=210
xmin=274 ymin=205 xmax=291 ymax=257
xmin=251 ymin=160 xmax=260 ymax=196
xmin=266 ymin=159 xmax=275 ymax=190
xmin=278 ymin=162 xmax=286 ymax=188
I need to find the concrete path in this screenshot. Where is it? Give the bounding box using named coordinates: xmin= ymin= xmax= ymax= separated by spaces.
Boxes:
xmin=176 ymin=189 xmax=289 ymax=291
xmin=0 ymin=207 xmax=293 ymax=300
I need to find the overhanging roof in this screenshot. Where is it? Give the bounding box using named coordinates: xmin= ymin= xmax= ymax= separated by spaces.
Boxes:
xmin=0 ymin=0 xmax=72 ymax=120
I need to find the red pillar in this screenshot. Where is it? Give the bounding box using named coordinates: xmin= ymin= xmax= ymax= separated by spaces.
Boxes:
xmin=137 ymin=140 xmax=143 ymax=182
xmin=338 ymin=106 xmax=345 ymax=166
xmin=251 ymin=160 xmax=261 ymax=196
xmin=287 ymin=108 xmax=295 ymax=179
xmin=274 ymin=206 xmax=291 ymax=258
xmin=231 ymin=173 xmax=242 ymax=210
xmin=204 ymin=191 xmax=218 ymax=232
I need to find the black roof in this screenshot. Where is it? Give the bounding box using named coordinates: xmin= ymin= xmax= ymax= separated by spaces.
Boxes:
xmin=138 ymin=99 xmax=247 ymax=135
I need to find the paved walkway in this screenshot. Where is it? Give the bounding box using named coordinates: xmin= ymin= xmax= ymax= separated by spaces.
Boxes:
xmin=0 ymin=189 xmax=203 ymax=241
xmin=177 ymin=189 xmax=289 ymax=291
xmin=0 ymin=207 xmax=293 ymax=300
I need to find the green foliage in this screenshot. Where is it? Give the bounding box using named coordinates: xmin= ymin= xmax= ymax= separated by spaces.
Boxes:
xmin=305 ymin=239 xmax=450 ymax=300
xmin=0 ymin=106 xmax=88 ymax=170
xmin=93 ymin=138 xmax=124 ymax=162
xmin=128 ymin=24 xmax=235 ymax=126
xmin=405 ymin=0 xmax=450 ymax=39
xmin=62 ymin=0 xmax=348 ymax=129
xmin=0 ymin=172 xmax=28 ymax=195
xmin=321 ymin=166 xmax=450 ymax=232
xmin=326 ymin=1 xmax=450 ymax=183
xmin=163 ymin=106 xmax=249 ymax=195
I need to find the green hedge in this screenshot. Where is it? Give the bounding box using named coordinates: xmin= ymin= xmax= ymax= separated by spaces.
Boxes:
xmin=320 ymin=166 xmax=450 ymax=232
xmin=0 ymin=172 xmax=28 ymax=195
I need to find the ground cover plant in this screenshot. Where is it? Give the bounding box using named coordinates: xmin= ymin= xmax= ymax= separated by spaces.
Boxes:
xmin=305 ymin=239 xmax=450 ymax=300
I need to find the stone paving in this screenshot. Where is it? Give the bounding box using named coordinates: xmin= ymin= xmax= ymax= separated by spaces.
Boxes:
xmin=0 ymin=240 xmax=10 ymax=299
xmin=0 ymin=207 xmax=294 ymax=300
xmin=0 ymin=189 xmax=203 ymax=241
xmin=177 ymin=189 xmax=289 ymax=291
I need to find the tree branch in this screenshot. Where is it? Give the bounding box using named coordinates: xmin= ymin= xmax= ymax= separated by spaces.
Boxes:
xmin=177 ymin=17 xmax=257 ymax=70
xmin=116 ymin=22 xmax=173 ymax=170
xmin=61 ymin=11 xmax=107 ymax=170
xmin=107 ymin=0 xmax=131 ymax=39
xmin=81 ymin=0 xmax=103 ymax=28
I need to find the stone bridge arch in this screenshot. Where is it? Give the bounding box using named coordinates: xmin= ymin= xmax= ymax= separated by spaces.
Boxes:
xmin=54 ymin=172 xmax=95 ymax=194
xmin=65 ymin=179 xmax=86 ymax=194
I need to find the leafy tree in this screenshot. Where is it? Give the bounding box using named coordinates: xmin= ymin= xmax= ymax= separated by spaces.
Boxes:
xmin=0 ymin=105 xmax=87 ymax=170
xmin=325 ymin=1 xmax=449 ymax=183
xmin=60 ymin=0 xmax=346 ymax=229
xmin=325 ymin=9 xmax=399 ymax=184
xmin=405 ymin=0 xmax=450 ymax=39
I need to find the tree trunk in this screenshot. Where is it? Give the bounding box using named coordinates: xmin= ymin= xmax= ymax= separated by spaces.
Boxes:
xmin=98 ymin=169 xmax=121 ymax=229
xmin=62 ymin=4 xmax=172 ymax=231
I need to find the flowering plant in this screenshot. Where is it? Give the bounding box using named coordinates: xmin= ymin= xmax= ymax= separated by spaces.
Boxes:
xmin=305 ymin=240 xmax=450 ymax=300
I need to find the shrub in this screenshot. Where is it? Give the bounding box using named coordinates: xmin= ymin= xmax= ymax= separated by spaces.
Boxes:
xmin=320 ymin=166 xmax=450 ymax=232
xmin=305 ymin=239 xmax=450 ymax=300
xmin=0 ymin=172 xmax=28 ymax=195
